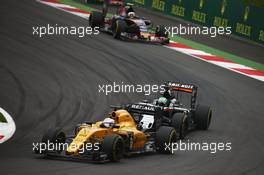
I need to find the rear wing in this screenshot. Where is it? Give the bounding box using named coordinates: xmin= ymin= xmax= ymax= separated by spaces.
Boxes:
xmin=167 ymin=82 xmax=198 ymax=109
xmin=167 ymin=82 xmax=197 ymax=93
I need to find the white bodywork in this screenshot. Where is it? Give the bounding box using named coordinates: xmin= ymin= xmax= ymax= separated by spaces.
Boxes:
xmin=140 ymin=114 xmax=154 ymax=130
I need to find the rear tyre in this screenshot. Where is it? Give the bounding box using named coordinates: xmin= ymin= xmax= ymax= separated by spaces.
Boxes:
xmin=101 ymin=134 xmax=124 ymax=162
xmin=41 ymin=128 xmax=66 ymax=154
xmin=89 ymin=11 xmax=104 ymax=28
xmin=113 ymin=20 xmax=127 ymax=39
xmin=171 ymin=113 xmax=188 ymax=139
xmin=195 ymin=105 xmax=212 ymax=130
xmin=155 ymin=126 xmax=177 ymax=154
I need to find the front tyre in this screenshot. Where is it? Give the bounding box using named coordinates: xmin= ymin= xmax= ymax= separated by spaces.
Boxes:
xmin=155 ymin=126 xmax=177 ymax=154
xmin=155 ymin=25 xmax=168 ymax=38
xmin=113 ymin=20 xmax=127 ymax=39
xmin=40 ymin=128 xmax=66 ymax=154
xmin=101 ymin=134 xmax=124 ymax=162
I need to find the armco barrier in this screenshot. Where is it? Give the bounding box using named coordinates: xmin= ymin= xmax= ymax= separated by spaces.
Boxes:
xmin=125 ymin=0 xmax=264 ymax=44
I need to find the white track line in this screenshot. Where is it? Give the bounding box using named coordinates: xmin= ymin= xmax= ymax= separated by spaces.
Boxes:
xmin=38 ymin=1 xmax=76 ymax=9
xmin=168 ymin=47 xmax=213 ymax=56
xmin=37 ymin=0 xmax=90 ymax=19
xmin=209 ymin=61 xmax=255 ymax=70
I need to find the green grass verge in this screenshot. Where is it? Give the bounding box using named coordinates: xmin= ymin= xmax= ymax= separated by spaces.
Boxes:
xmin=0 ymin=112 xmax=7 ymax=123
xmin=171 ymin=36 xmax=264 ymax=72
xmin=58 ymin=0 xmax=264 ymax=72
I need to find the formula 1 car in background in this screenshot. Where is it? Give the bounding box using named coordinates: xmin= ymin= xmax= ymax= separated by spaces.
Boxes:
xmin=89 ymin=1 xmax=169 ymax=44
xmin=34 ymin=109 xmax=176 ymax=162
xmin=120 ymin=82 xmax=212 ymax=139
xmin=85 ymin=0 xmax=124 ymax=6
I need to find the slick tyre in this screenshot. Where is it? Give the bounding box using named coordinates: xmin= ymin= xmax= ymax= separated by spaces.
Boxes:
xmin=156 ymin=126 xmax=177 ymax=154
xmin=74 ymin=124 xmax=82 ymax=136
xmin=195 ymin=105 xmax=212 ymax=130
xmin=113 ymin=20 xmax=127 ymax=39
xmin=156 ymin=25 xmax=168 ymax=37
xmin=102 ymin=134 xmax=124 ymax=162
xmin=89 ymin=11 xmax=104 ymax=28
xmin=41 ymin=128 xmax=66 ymax=154
xmin=171 ymin=113 xmax=188 ymax=139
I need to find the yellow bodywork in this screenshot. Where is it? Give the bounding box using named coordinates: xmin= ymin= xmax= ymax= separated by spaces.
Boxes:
xmin=66 ymin=109 xmax=147 ymax=154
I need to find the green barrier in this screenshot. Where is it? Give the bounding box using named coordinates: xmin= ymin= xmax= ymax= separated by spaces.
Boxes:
xmin=126 ymin=0 xmax=264 ymax=44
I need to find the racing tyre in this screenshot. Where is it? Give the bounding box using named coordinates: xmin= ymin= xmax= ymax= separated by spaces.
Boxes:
xmin=155 ymin=126 xmax=177 ymax=154
xmin=171 ymin=113 xmax=188 ymax=139
xmin=74 ymin=124 xmax=82 ymax=135
xmin=113 ymin=20 xmax=127 ymax=39
xmin=40 ymin=128 xmax=66 ymax=154
xmin=89 ymin=11 xmax=104 ymax=28
xmin=102 ymin=134 xmax=124 ymax=162
xmin=195 ymin=105 xmax=212 ymax=130
xmin=156 ymin=25 xmax=168 ymax=38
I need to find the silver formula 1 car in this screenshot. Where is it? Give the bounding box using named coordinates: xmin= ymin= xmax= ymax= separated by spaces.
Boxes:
xmin=89 ymin=1 xmax=170 ymax=44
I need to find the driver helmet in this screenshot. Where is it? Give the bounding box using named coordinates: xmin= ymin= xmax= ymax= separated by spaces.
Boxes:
xmin=157 ymin=96 xmax=168 ymax=106
xmin=102 ymin=117 xmax=115 ymax=128
xmin=128 ymin=12 xmax=135 ymax=18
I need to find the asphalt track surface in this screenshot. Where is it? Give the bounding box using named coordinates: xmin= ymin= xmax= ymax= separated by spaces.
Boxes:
xmin=0 ymin=0 xmax=264 ymax=175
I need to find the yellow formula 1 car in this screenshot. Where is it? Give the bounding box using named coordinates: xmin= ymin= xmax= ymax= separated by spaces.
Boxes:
xmin=34 ymin=109 xmax=177 ymax=162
